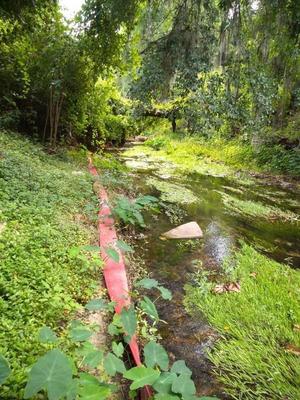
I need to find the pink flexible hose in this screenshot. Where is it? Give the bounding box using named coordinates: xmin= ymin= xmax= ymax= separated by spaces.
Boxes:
xmin=88 ymin=157 xmax=151 ymax=399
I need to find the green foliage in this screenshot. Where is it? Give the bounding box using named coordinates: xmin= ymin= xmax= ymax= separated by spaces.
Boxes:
xmin=120 ymin=306 xmax=137 ymax=340
xmin=24 ymin=349 xmax=73 ymax=400
xmin=140 ymin=296 xmax=159 ymax=321
xmin=112 ymin=194 xmax=158 ymax=227
xmin=38 ymin=327 xmax=58 ymax=344
xmin=124 ymin=366 xmax=160 ymax=390
xmin=185 ymin=244 xmax=300 ymax=399
xmin=144 ymin=341 xmax=169 ymax=371
xmin=0 ymin=131 xmax=98 ymax=398
xmin=0 ymin=355 xmax=10 ymax=385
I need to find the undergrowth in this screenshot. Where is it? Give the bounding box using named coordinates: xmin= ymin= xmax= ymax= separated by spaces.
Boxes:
xmin=185 ymin=244 xmax=300 ymax=399
xmin=0 ymin=131 xmax=99 ymax=398
xmin=143 ymin=132 xmax=300 ymax=177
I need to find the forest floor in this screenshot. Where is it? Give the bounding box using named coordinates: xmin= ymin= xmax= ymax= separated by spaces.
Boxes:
xmin=0 ymin=131 xmax=109 ymax=399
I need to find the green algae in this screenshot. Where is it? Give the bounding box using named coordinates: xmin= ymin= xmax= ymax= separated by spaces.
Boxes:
xmin=146 ymin=177 xmax=199 ymax=204
xmin=219 ymin=192 xmax=299 ymax=223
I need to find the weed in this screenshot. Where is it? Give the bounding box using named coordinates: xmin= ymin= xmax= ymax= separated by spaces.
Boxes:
xmin=185 ymin=244 xmax=300 ymax=399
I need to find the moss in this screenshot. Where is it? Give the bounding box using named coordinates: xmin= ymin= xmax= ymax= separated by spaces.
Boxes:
xmin=146 ymin=177 xmax=199 ymax=204
xmin=185 ymin=244 xmax=300 ymax=399
xmin=219 ymin=192 xmax=299 ymax=223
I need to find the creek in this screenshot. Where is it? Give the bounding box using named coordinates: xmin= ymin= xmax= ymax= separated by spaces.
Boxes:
xmin=118 ymin=145 xmax=300 ymax=398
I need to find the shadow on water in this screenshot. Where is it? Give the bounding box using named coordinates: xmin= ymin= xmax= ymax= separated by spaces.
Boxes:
xmin=118 ymin=149 xmax=300 ymax=398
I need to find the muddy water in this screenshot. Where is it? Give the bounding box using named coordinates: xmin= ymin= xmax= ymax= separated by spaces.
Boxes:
xmin=119 ymin=148 xmax=300 ymax=398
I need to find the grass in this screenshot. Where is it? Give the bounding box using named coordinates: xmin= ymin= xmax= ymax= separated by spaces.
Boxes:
xmin=132 ymin=130 xmax=300 ymax=178
xmin=185 ymin=244 xmax=300 ymax=399
xmin=0 ymin=131 xmax=100 ymax=398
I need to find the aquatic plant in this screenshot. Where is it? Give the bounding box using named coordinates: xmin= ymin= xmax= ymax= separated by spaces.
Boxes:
xmin=146 ymin=177 xmax=198 ymax=205
xmin=219 ymin=192 xmax=299 ymax=223
xmin=185 ymin=244 xmax=300 ymax=399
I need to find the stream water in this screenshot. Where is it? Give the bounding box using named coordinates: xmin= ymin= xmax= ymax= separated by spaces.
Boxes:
xmin=118 ymin=146 xmax=300 ymax=398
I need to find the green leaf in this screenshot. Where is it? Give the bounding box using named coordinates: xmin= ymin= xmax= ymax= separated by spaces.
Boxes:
xmin=158 ymin=286 xmax=172 ymax=300
xmin=153 ymin=372 xmax=177 ymax=394
xmin=83 ymin=349 xmax=103 ymax=369
xmin=0 ymin=354 xmax=11 ymax=385
xmin=136 ymin=278 xmax=159 ymax=289
xmin=103 ymin=353 xmax=126 ymax=376
xmin=81 ymin=245 xmax=101 ymax=252
xmin=120 ymin=305 xmax=137 ymax=339
xmin=24 ymin=349 xmax=73 ymax=400
xmin=116 ymin=240 xmax=134 ymax=253
xmin=104 ymin=247 xmax=120 ymax=262
xmin=124 ymin=366 xmax=160 ymax=390
xmin=108 ymin=323 xmax=120 ymax=336
xmin=140 ymin=296 xmax=159 ymax=320
xmin=69 ymin=246 xmax=81 ymax=257
xmin=70 ymin=327 xmax=93 ymax=342
xmin=170 ymin=360 xmax=192 ymax=377
xmin=78 ymin=373 xmax=111 ymax=400
xmin=38 ymin=326 xmax=58 ymax=343
xmin=172 ymin=374 xmax=196 ymax=396
xmin=144 ymin=341 xmax=169 ymax=371
xmin=183 ymin=397 xmax=219 ymax=400
xmin=85 ymin=299 xmax=107 ymax=311
xmin=155 ymin=395 xmax=180 ymax=400
xmin=112 ymin=342 xmax=124 ymax=357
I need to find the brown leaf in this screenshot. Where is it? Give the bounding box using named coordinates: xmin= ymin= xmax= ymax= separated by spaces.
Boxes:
xmin=213 ymin=282 xmax=241 ymax=294
xmin=293 ymin=324 xmax=300 ymax=332
xmin=284 ymin=344 xmax=300 ymax=356
xmin=249 ymin=272 xmax=257 ymax=278
xmin=227 ymin=282 xmax=241 ymax=292
xmin=213 ymin=284 xmax=226 ymax=294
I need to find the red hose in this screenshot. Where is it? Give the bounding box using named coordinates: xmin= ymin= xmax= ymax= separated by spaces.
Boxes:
xmin=88 ymin=157 xmax=151 ymax=398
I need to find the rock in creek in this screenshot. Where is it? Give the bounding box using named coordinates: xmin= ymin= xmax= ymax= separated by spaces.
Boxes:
xmin=162 ymin=221 xmax=203 ymax=239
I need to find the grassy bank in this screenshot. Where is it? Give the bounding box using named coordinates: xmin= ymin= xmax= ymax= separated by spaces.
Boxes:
xmin=185 ymin=244 xmax=300 ymax=399
xmin=133 ymin=130 xmax=300 ymax=178
xmin=0 ymin=131 xmax=99 ymax=398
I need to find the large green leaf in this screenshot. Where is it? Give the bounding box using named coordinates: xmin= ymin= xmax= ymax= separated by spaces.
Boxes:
xmin=104 ymin=247 xmax=120 ymax=262
xmin=144 ymin=341 xmax=169 ymax=371
xmin=78 ymin=373 xmax=111 ymax=400
xmin=85 ymin=299 xmax=107 ymax=311
xmin=140 ymin=296 xmax=159 ymax=320
xmin=81 ymin=245 xmax=101 ymax=252
xmin=120 ymin=306 xmax=137 ymax=339
xmin=153 ymin=372 xmax=177 ymax=394
xmin=172 ymin=374 xmax=196 ymax=396
xmin=157 ymin=286 xmax=172 ymax=300
xmin=0 ymin=354 xmax=11 ymax=385
xmin=70 ymin=327 xmax=93 ymax=342
xmin=183 ymin=397 xmax=219 ymax=400
xmin=136 ymin=278 xmax=159 ymax=289
xmin=170 ymin=360 xmax=192 ymax=377
xmin=155 ymin=394 xmax=180 ymax=400
xmin=116 ymin=240 xmax=134 ymax=253
xmin=24 ymin=349 xmax=73 ymax=400
xmin=103 ymin=353 xmax=126 ymax=376
xmin=84 ymin=350 xmax=103 ymax=369
xmin=124 ymin=366 xmax=160 ymax=390
xmin=38 ymin=326 xmax=58 ymax=343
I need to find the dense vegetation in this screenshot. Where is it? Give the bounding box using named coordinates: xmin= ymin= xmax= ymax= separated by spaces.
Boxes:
xmin=0 ymin=0 xmax=299 ymax=399
xmin=0 ymin=0 xmax=299 ymax=171
xmin=185 ymin=244 xmax=300 ymax=399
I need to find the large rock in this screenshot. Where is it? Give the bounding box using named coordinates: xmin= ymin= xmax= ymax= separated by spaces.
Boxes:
xmin=162 ymin=221 xmax=203 ymax=239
